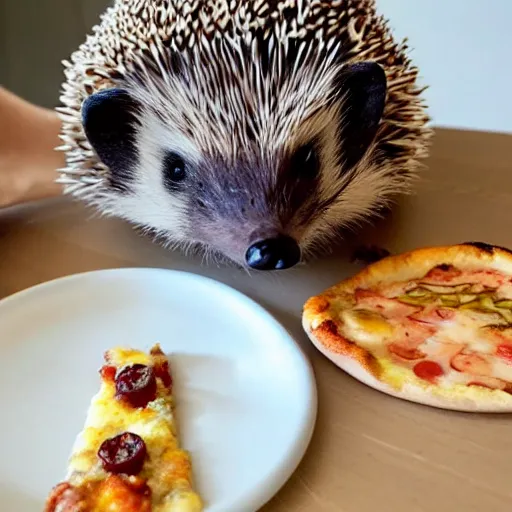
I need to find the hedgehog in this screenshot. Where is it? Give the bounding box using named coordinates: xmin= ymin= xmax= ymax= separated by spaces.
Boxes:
xmin=56 ymin=0 xmax=432 ymax=271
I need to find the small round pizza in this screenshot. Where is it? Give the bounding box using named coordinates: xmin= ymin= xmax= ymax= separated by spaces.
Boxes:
xmin=302 ymin=242 xmax=512 ymax=412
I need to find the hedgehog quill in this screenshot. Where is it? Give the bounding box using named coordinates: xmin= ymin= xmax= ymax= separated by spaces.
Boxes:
xmin=56 ymin=0 xmax=432 ymax=271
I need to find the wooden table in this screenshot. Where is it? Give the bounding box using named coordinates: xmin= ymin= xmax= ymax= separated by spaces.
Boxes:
xmin=1 ymin=128 xmax=511 ymax=512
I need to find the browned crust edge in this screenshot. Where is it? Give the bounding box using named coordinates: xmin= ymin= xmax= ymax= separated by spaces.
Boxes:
xmin=315 ymin=242 xmax=512 ymax=299
xmin=312 ymin=319 xmax=382 ymax=377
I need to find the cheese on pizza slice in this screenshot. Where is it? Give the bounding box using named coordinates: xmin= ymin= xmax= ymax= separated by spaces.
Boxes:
xmin=45 ymin=344 xmax=203 ymax=511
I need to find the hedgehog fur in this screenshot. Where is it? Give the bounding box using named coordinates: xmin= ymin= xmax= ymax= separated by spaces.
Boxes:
xmin=56 ymin=0 xmax=432 ymax=270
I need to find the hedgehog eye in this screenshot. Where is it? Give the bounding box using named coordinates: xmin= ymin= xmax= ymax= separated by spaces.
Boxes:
xmin=291 ymin=143 xmax=320 ymax=180
xmin=162 ymin=151 xmax=187 ymax=190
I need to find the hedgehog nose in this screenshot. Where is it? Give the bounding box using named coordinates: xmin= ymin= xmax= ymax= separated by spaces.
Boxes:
xmin=245 ymin=236 xmax=301 ymax=270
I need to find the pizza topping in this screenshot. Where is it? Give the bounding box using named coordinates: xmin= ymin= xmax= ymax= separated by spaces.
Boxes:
xmin=399 ymin=288 xmax=464 ymax=307
xmin=401 ymin=319 xmax=438 ymax=340
xmin=354 ymin=289 xmax=419 ymax=318
xmin=377 ymin=280 xmax=417 ymax=298
xmin=44 ymin=482 xmax=87 ymax=512
xmin=100 ymin=365 xmax=117 ymax=383
xmin=401 ymin=285 xmax=499 ymax=311
xmin=396 ymin=294 xmax=431 ymax=307
xmin=419 ymin=283 xmax=472 ymax=295
xmin=422 ymin=264 xmax=463 ymax=283
xmin=451 ymin=352 xmax=492 ymax=376
xmin=115 ymin=364 xmax=157 ymax=408
xmin=98 ymin=432 xmax=147 ymax=475
xmin=462 ymin=296 xmax=512 ymax=323
xmin=94 ymin=475 xmax=152 ymax=512
xmin=408 ymin=306 xmax=456 ymax=324
xmin=496 ymin=344 xmax=512 ymax=364
xmin=396 ymin=276 xmax=512 ymax=325
xmin=420 ymin=265 xmax=505 ymax=289
xmin=386 ymin=319 xmax=438 ymax=360
xmin=433 ymin=308 xmax=455 ymax=320
xmin=483 ymin=325 xmax=512 ymax=343
xmin=495 ymin=299 xmax=512 ymax=308
xmin=467 ymin=271 xmax=506 ymax=288
xmin=340 ymin=309 xmax=394 ymax=346
xmin=413 ymin=361 xmax=444 ymax=382
xmin=462 ymin=309 xmax=509 ymax=327
xmin=388 ymin=343 xmax=425 ymax=361
xmin=46 ymin=465 xmax=153 ymax=511
xmin=467 ymin=376 xmax=508 ymax=391
xmin=458 ymin=293 xmax=479 ymax=304
xmin=496 ymin=281 xmax=512 ymax=300
xmin=439 ymin=294 xmax=460 ymax=307
xmin=404 ymin=288 xmax=426 ymax=301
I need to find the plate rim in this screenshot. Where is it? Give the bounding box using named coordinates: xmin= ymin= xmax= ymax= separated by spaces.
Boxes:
xmin=0 ymin=267 xmax=318 ymax=511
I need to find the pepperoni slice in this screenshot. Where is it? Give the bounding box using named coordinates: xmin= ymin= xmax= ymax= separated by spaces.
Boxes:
xmin=467 ymin=270 xmax=505 ymax=289
xmin=435 ymin=308 xmax=455 ymax=320
xmin=413 ymin=360 xmax=444 ymax=382
xmin=496 ymin=344 xmax=512 ymax=364
xmin=468 ymin=381 xmax=494 ymax=390
xmin=398 ymin=319 xmax=438 ymax=344
xmin=388 ymin=343 xmax=425 ymax=361
xmin=467 ymin=376 xmax=507 ymax=391
xmin=100 ymin=365 xmax=116 ymax=383
xmin=115 ymin=364 xmax=157 ymax=408
xmin=98 ymin=432 xmax=147 ymax=475
xmin=451 ymin=353 xmax=492 ymax=376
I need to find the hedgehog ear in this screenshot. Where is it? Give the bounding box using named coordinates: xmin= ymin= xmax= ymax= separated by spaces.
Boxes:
xmin=334 ymin=61 xmax=387 ymax=171
xmin=81 ymin=88 xmax=141 ymax=182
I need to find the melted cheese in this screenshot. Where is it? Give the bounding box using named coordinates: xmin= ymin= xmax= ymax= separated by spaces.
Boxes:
xmin=492 ymin=360 xmax=512 ymax=382
xmin=340 ymin=309 xmax=394 ymax=348
xmin=434 ymin=315 xmax=497 ymax=354
xmin=107 ymin=347 xmax=152 ymax=367
xmin=64 ymin=345 xmax=203 ymax=512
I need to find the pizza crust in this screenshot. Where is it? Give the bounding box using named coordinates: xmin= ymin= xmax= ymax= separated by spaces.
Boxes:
xmin=302 ymin=242 xmax=512 ymax=413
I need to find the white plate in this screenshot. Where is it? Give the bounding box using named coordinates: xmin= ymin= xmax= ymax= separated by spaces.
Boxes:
xmin=0 ymin=268 xmax=317 ymax=512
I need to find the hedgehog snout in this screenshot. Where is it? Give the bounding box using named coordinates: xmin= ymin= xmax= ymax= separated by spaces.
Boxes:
xmin=245 ymin=236 xmax=301 ymax=271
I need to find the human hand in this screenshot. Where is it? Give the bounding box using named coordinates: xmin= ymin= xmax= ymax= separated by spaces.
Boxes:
xmin=0 ymin=87 xmax=64 ymax=208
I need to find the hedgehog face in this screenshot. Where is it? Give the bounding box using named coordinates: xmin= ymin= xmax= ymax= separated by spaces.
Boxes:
xmin=81 ymin=59 xmax=396 ymax=270
xmin=59 ymin=1 xmax=432 ymax=272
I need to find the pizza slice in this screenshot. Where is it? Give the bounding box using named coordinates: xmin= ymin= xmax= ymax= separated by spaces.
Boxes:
xmin=302 ymin=242 xmax=512 ymax=412
xmin=44 ymin=344 xmax=203 ymax=511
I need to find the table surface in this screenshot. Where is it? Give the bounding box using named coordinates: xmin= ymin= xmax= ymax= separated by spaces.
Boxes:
xmin=1 ymin=128 xmax=512 ymax=512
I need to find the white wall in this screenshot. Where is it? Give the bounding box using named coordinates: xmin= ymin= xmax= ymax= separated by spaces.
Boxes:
xmin=0 ymin=0 xmax=511 ymax=134
xmin=378 ymin=0 xmax=512 ymax=134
